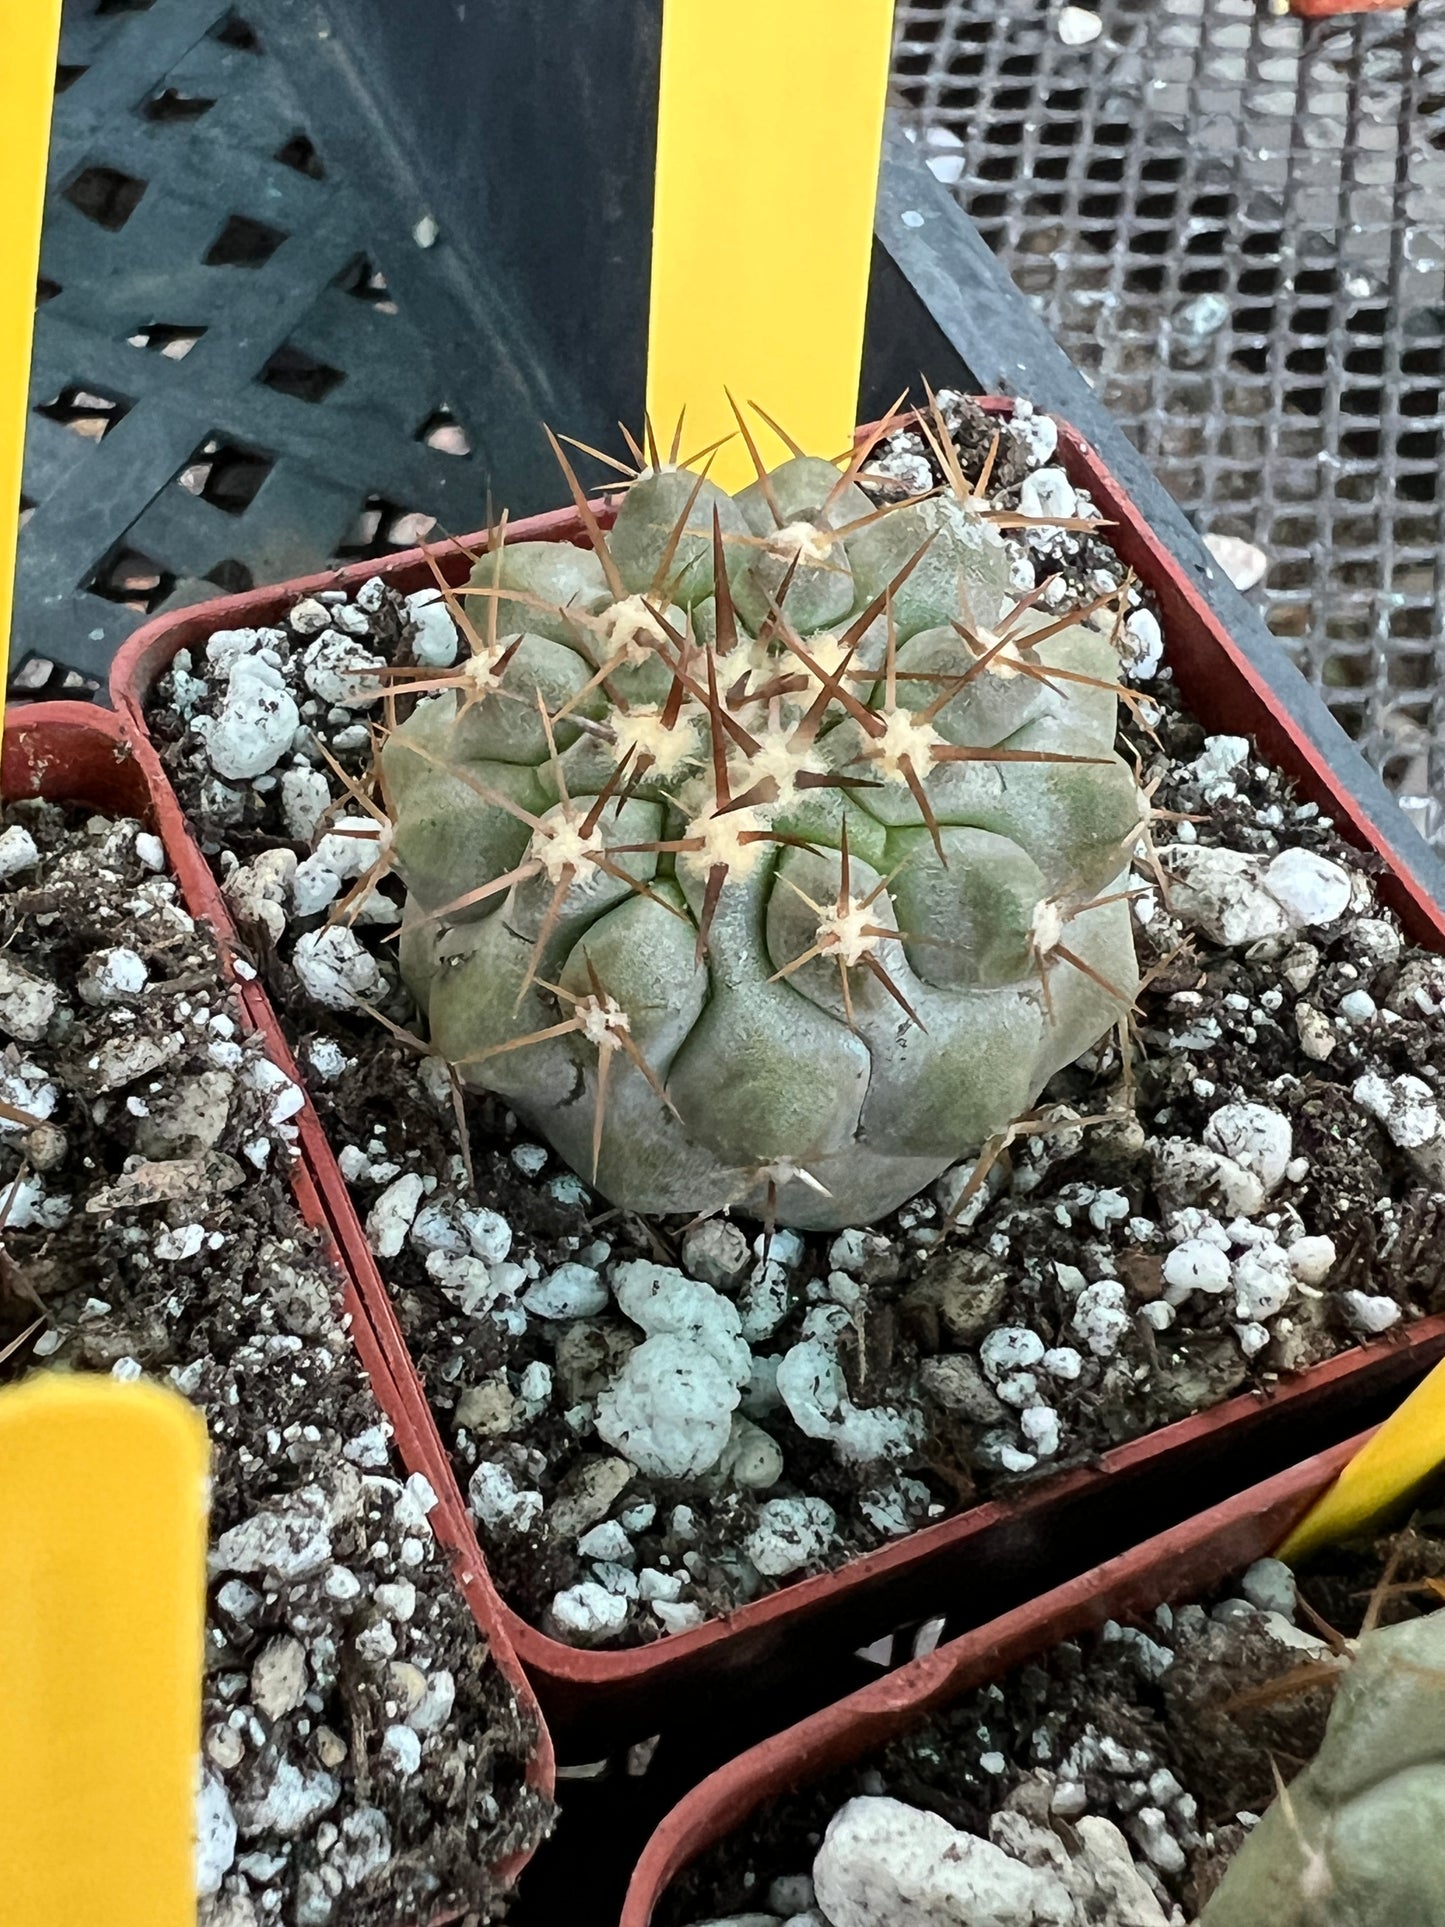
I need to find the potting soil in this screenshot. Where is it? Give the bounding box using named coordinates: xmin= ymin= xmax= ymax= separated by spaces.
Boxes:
xmin=0 ymin=802 xmax=551 ymax=1922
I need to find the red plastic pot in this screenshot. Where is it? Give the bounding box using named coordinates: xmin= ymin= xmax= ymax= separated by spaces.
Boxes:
xmin=108 ymin=405 xmax=1445 ymax=1750
xmin=621 ymin=1424 xmax=1371 ymax=1925
xmin=0 ymin=703 xmax=555 ymax=1886
xmin=1289 ymin=0 xmax=1406 ymax=15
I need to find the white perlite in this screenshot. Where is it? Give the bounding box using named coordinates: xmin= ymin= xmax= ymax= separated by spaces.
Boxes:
xmin=548 ymin=1580 xmax=631 ymax=1643
xmin=0 ymin=824 xmax=39 ymax=880
xmin=1340 ymin=1289 xmax=1401 ymax=1335
xmin=1352 ymin=1071 xmax=1442 ymax=1149
xmin=196 ymin=1768 xmax=237 ymax=1895
xmin=0 ymin=956 xmax=59 ymax=1043
xmin=468 ymin=1461 xmax=544 ymax=1534
xmin=292 ymin=924 xmax=385 ymax=1009
xmin=1071 ymin=1281 xmax=1131 ymax=1357
xmin=1162 ymin=1239 xmax=1231 ymax=1296
xmin=1287 ymin=1234 xmax=1337 ymax=1285
xmin=280 ymin=766 xmax=333 ymax=841
xmin=612 ymin=1260 xmax=751 ymax=1383
xmin=1231 ymin=1244 xmax=1294 ymax=1323
xmin=813 ymin=1795 xmax=1073 ymax=1927
xmin=405 ymin=587 xmax=459 ymax=666
xmin=1162 ymin=844 xmax=1352 ymax=947
xmin=524 ymin=1262 xmax=608 ymax=1320
xmin=1202 ymin=1102 xmax=1292 ymax=1194
xmin=301 ymin=628 xmax=385 ymax=707
xmin=366 ymin=1173 xmax=425 ymax=1258
xmin=234 ymin=1758 xmax=339 ymax=1839
xmin=211 ymin=1489 xmax=332 ymax=1581
xmin=745 ymin=1496 xmax=837 ymax=1577
xmin=595 ymin=1333 xmax=741 ymax=1478
xmin=207 ymin=661 xmax=299 ymax=780
xmin=777 ymin=1310 xmax=919 ymax=1464
xmin=1057 ymin=4 xmax=1103 ymax=43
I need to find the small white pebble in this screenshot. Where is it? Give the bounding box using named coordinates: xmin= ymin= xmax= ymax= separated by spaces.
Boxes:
xmin=1163 ymin=1239 xmax=1231 ymax=1295
xmin=1340 ymin=1290 xmax=1401 ymax=1336
xmin=1287 ymin=1235 xmax=1336 ymax=1286
xmin=1020 ymin=1406 xmax=1060 ymax=1457
xmin=0 ymin=825 xmax=40 ymax=879
xmin=155 ymin=1223 xmax=205 ymax=1262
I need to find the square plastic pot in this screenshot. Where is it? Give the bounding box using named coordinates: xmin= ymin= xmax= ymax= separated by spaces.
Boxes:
xmin=620 ymin=1424 xmax=1370 ymax=1924
xmin=109 ymin=403 xmax=1445 ymax=1751
xmin=0 ymin=702 xmax=554 ymax=1887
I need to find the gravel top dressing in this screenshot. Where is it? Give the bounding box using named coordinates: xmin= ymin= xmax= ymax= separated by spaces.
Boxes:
xmin=141 ymin=396 xmax=1445 ymax=1652
xmin=657 ymin=1511 xmax=1445 ymax=1927
xmin=0 ymin=802 xmax=550 ymax=1923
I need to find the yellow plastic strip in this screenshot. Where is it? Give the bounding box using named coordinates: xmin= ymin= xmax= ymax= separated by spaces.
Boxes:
xmin=1277 ymin=1357 xmax=1445 ymax=1564
xmin=646 ymin=0 xmax=896 ymax=490
xmin=0 ymin=1376 xmax=209 ymax=1927
xmin=0 ymin=0 xmax=61 ymax=707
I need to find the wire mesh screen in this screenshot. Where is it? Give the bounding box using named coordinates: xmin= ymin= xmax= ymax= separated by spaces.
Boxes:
xmin=19 ymin=0 xmax=496 ymax=698
xmin=892 ymin=0 xmax=1445 ymax=848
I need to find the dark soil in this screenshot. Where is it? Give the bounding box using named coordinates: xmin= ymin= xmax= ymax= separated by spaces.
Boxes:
xmin=0 ymin=801 xmax=550 ymax=1923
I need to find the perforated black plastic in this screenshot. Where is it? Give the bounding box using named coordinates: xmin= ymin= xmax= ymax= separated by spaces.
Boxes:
xmin=18 ymin=0 xmax=501 ymax=696
xmin=893 ymin=0 xmax=1445 ymax=847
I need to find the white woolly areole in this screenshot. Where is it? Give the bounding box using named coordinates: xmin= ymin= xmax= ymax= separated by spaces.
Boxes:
xmin=735 ymin=724 xmax=825 ymax=805
xmin=871 ymin=708 xmax=942 ymax=781
xmin=599 ymin=593 xmax=671 ymax=663
xmin=818 ymin=897 xmax=885 ymax=968
xmin=1030 ymin=897 xmax=1065 ymax=955
xmin=970 ymin=627 xmax=1030 ymax=679
xmin=796 ymin=630 xmax=856 ymax=699
xmin=681 ymin=801 xmax=768 ymax=879
xmin=613 ymin=705 xmax=703 ymax=779
xmin=532 ymin=811 xmax=604 ymax=883
xmin=767 ymin=520 xmax=838 ymax=566
xmin=461 ymin=646 xmax=508 ymax=694
xmin=576 ymin=994 xmax=630 ymax=1047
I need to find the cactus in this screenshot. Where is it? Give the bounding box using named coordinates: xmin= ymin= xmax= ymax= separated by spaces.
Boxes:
xmin=377 ymin=401 xmax=1144 ymax=1229
xmin=1199 ymin=1608 xmax=1445 ymax=1924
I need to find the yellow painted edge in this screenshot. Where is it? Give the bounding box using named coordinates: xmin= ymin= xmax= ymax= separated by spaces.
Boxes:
xmin=646 ymin=0 xmax=896 ymax=490
xmin=1277 ymin=1352 xmax=1445 ymax=1564
xmin=0 ymin=0 xmax=62 ymax=705
xmin=0 ymin=1376 xmax=209 ymax=1926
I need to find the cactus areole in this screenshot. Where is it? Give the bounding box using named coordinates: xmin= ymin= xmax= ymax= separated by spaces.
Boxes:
xmin=385 ymin=408 xmax=1143 ymax=1229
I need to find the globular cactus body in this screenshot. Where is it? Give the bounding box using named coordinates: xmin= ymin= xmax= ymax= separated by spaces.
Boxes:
xmin=1201 ymin=1610 xmax=1445 ymax=1924
xmin=383 ymin=410 xmax=1142 ymax=1228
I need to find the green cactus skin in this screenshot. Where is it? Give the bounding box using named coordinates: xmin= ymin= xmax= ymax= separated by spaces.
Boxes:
xmin=383 ymin=424 xmax=1142 ymax=1229
xmin=1200 ymin=1610 xmax=1445 ymax=1926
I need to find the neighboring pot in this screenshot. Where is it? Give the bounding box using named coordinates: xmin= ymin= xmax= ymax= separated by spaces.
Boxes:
xmin=108 ymin=406 xmax=1445 ymax=1749
xmin=0 ymin=703 xmax=555 ymax=1879
xmin=619 ymin=1425 xmax=1369 ymax=1925
xmin=1289 ymin=0 xmax=1406 ymax=16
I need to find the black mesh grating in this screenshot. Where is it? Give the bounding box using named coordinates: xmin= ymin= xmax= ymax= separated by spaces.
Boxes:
xmin=892 ymin=0 xmax=1445 ymax=847
xmin=17 ymin=0 xmax=498 ymax=698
